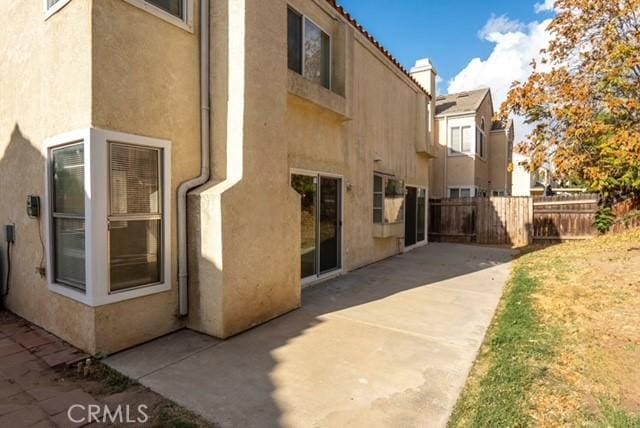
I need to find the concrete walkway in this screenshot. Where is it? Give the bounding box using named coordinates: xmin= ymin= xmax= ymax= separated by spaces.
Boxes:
xmin=106 ymin=243 xmax=514 ymax=428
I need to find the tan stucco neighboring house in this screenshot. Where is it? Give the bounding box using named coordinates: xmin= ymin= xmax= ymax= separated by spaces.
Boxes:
xmin=427 ymin=87 xmax=515 ymax=198
xmin=0 ymin=0 xmax=435 ymax=355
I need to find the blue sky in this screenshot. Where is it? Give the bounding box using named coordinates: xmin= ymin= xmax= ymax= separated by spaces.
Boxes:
xmin=339 ymin=0 xmax=555 ymax=97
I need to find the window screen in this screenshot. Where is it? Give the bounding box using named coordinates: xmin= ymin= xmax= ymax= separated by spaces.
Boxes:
xmin=109 ymin=143 xmax=163 ymax=291
xmin=145 ymin=0 xmax=184 ymax=18
xmin=51 ymin=144 xmax=86 ymax=289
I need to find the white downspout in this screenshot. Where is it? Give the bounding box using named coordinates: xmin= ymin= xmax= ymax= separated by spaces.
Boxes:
xmin=178 ymin=0 xmax=210 ymax=316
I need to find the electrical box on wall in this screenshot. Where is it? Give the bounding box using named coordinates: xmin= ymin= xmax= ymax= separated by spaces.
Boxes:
xmin=5 ymin=224 xmax=15 ymax=243
xmin=27 ymin=195 xmax=40 ymax=218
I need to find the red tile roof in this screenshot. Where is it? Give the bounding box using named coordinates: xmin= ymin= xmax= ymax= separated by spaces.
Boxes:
xmin=324 ymin=0 xmax=430 ymax=98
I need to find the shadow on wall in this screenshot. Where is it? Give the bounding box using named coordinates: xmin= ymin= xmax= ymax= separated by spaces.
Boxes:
xmin=109 ymin=243 xmax=516 ymax=427
xmin=0 ymin=125 xmax=48 ymax=306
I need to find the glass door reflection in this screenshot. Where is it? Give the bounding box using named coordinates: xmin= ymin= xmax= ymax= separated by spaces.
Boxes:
xmin=291 ymin=173 xmax=342 ymax=281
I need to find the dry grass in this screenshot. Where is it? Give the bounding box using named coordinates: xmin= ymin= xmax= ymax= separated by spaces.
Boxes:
xmin=450 ymin=228 xmax=640 ymax=427
xmin=523 ymin=229 xmax=640 ymax=426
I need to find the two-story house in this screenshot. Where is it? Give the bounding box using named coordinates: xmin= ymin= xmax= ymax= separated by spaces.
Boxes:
xmin=0 ymin=0 xmax=435 ymax=355
xmin=428 ymin=88 xmax=514 ymax=198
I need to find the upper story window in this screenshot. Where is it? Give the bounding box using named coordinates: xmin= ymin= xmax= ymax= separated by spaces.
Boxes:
xmin=124 ymin=0 xmax=193 ymax=31
xmin=476 ymin=117 xmax=486 ymax=158
xmin=373 ymin=174 xmax=404 ymax=224
xmin=45 ymin=128 xmax=172 ymax=307
xmin=288 ymin=7 xmax=331 ymax=89
xmin=476 ymin=127 xmax=485 ymax=158
xmin=145 ymin=0 xmax=184 ymax=18
xmin=44 ymin=0 xmax=73 ymax=19
xmin=449 ymin=126 xmax=473 ymax=154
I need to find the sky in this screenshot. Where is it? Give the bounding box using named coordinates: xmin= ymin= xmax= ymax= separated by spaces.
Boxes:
xmin=338 ymin=0 xmax=558 ymax=142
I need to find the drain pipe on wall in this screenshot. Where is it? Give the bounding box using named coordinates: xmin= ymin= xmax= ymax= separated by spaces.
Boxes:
xmin=177 ymin=0 xmax=211 ymax=317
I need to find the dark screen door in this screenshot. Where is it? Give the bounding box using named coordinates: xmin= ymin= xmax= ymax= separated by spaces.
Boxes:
xmin=405 ymin=186 xmax=417 ymax=246
xmin=319 ymin=177 xmax=341 ymax=273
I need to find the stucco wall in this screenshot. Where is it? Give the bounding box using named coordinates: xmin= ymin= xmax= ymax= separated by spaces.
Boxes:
xmin=286 ymin=0 xmax=430 ymax=270
xmin=1 ymin=0 xmax=433 ymax=353
xmin=0 ymin=0 xmax=96 ymax=352
xmin=489 ymin=132 xmax=508 ymax=193
xmin=89 ymin=0 xmax=201 ymax=353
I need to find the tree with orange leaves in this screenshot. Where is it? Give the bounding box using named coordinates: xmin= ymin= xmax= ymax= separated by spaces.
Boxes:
xmin=501 ymin=0 xmax=640 ymax=199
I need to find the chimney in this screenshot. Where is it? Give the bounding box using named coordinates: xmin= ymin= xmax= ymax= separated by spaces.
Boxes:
xmin=411 ymin=58 xmax=438 ymax=146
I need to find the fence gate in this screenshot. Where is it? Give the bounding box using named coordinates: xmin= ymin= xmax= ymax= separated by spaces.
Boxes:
xmin=532 ymin=194 xmax=599 ymax=241
xmin=429 ymin=197 xmax=532 ymax=246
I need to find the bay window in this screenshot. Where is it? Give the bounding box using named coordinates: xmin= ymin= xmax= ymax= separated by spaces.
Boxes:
xmin=373 ymin=174 xmax=404 ymax=224
xmin=45 ymin=128 xmax=171 ymax=306
xmin=51 ymin=144 xmax=86 ymax=289
xmin=449 ymin=126 xmax=473 ymax=155
xmin=109 ymin=144 xmax=163 ymax=292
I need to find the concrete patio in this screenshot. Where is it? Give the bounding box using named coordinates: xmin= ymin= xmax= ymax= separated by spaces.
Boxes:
xmin=106 ymin=243 xmax=515 ymax=428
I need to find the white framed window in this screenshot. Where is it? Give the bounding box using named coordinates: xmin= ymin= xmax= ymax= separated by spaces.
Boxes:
xmin=449 ymin=126 xmax=473 ymax=155
xmin=124 ymin=0 xmax=194 ymax=32
xmin=288 ymin=7 xmax=331 ymax=89
xmin=448 ymin=186 xmax=477 ymax=198
xmin=45 ymin=128 xmax=172 ymax=306
xmin=373 ymin=173 xmax=404 ymax=224
xmin=44 ymin=0 xmax=73 ymax=20
xmin=492 ymin=190 xmax=506 ymax=196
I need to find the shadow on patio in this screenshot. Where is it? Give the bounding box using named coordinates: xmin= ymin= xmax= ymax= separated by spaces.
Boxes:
xmin=106 ymin=243 xmax=515 ymax=428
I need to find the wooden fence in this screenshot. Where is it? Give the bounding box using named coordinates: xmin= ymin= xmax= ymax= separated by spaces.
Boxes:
xmin=429 ymin=197 xmax=532 ymax=246
xmin=429 ymin=194 xmax=604 ymax=246
xmin=531 ymin=194 xmax=599 ymax=241
xmin=610 ymin=197 xmax=640 ymax=234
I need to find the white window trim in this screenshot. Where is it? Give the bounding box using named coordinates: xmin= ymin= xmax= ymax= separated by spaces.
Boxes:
xmin=43 ymin=0 xmax=73 ymax=20
xmin=44 ymin=128 xmax=172 ymax=307
xmin=288 ymin=7 xmax=332 ymax=90
xmin=124 ymin=0 xmax=194 ymax=32
xmin=448 ymin=186 xmax=478 ymax=198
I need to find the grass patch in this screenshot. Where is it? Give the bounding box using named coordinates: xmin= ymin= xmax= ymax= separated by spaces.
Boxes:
xmin=449 ymin=266 xmax=555 ymax=427
xmin=450 ymin=229 xmax=640 ymax=427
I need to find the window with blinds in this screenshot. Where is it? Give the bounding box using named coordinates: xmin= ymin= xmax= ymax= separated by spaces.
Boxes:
xmin=108 ymin=143 xmax=163 ymax=292
xmin=51 ymin=144 xmax=86 ymax=289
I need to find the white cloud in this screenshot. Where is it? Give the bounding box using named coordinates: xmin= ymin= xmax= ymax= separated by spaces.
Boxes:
xmin=478 ymin=15 xmax=525 ymax=42
xmin=447 ymin=16 xmax=553 ymax=144
xmin=534 ymin=0 xmax=556 ymax=13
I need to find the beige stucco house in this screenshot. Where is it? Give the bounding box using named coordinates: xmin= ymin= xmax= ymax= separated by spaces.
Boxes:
xmin=427 ymin=87 xmax=514 ymax=198
xmin=0 ymin=0 xmax=436 ymax=355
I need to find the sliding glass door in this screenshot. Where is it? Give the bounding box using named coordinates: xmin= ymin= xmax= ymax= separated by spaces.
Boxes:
xmin=292 ymin=173 xmax=342 ymax=281
xmin=405 ymin=186 xmax=427 ymax=248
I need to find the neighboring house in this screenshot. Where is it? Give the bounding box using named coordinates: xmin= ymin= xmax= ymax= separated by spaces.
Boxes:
xmin=511 ymin=152 xmax=535 ymax=196
xmin=0 ymin=0 xmax=435 ymax=355
xmin=429 ymin=88 xmax=515 ymax=198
